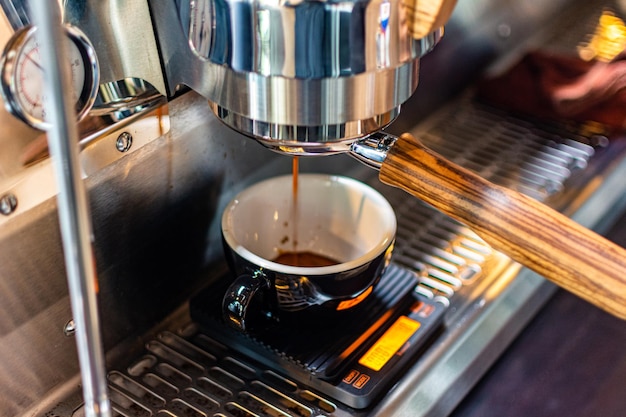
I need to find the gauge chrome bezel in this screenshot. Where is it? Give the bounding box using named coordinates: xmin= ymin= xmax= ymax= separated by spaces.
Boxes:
xmin=0 ymin=24 xmax=99 ymax=130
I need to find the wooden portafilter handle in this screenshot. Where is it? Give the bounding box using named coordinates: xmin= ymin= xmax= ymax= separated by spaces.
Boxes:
xmin=379 ymin=133 xmax=626 ymax=320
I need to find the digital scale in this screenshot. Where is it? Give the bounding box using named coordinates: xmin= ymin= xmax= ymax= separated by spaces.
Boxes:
xmin=190 ymin=263 xmax=446 ymax=409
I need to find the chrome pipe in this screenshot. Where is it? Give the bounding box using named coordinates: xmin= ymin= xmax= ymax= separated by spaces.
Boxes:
xmin=29 ymin=2 xmax=111 ymax=417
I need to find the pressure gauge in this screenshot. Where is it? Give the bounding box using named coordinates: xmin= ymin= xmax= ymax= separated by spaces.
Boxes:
xmin=0 ymin=24 xmax=99 ymax=130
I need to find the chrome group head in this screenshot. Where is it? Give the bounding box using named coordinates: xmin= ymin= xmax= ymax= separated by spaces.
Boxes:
xmin=152 ymin=0 xmax=441 ymax=155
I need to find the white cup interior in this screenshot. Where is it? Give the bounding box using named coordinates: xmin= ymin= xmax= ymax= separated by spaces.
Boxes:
xmin=221 ymin=174 xmax=397 ymax=275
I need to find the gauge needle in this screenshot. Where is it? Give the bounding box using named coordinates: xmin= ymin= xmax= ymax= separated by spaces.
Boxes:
xmin=24 ymin=51 xmax=44 ymax=71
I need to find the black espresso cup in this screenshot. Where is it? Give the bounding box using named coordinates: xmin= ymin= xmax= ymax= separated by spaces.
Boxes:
xmin=221 ymin=174 xmax=397 ymax=331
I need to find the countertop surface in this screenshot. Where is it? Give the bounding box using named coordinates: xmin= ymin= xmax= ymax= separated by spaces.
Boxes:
xmin=450 ymin=210 xmax=626 ymax=417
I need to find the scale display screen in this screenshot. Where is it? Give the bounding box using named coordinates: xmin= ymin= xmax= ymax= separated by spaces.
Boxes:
xmin=358 ymin=315 xmax=421 ymax=371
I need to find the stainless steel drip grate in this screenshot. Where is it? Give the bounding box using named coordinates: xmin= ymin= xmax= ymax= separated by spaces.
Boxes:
xmin=106 ymin=330 xmax=354 ymax=417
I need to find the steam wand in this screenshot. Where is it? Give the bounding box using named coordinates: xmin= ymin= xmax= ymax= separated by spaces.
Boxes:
xmin=30 ymin=3 xmax=111 ymax=417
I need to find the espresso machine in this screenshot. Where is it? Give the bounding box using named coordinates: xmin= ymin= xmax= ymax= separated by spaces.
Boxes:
xmin=2 ymin=0 xmax=626 ymax=416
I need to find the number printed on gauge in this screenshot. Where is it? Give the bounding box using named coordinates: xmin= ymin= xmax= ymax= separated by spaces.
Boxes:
xmin=0 ymin=24 xmax=99 ymax=130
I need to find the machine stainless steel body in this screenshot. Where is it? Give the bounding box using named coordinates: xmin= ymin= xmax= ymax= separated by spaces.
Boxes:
xmin=1 ymin=0 xmax=626 ymax=417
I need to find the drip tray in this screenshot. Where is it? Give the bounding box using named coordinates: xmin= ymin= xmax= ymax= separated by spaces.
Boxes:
xmin=189 ymin=264 xmax=446 ymax=409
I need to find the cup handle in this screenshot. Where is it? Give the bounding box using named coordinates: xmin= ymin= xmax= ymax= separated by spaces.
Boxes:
xmin=222 ymin=271 xmax=271 ymax=331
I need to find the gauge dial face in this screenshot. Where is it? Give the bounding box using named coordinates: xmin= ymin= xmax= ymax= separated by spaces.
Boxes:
xmin=1 ymin=25 xmax=99 ymax=130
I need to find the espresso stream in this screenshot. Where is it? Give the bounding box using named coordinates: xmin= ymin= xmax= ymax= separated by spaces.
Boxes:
xmin=273 ymin=157 xmax=340 ymax=268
